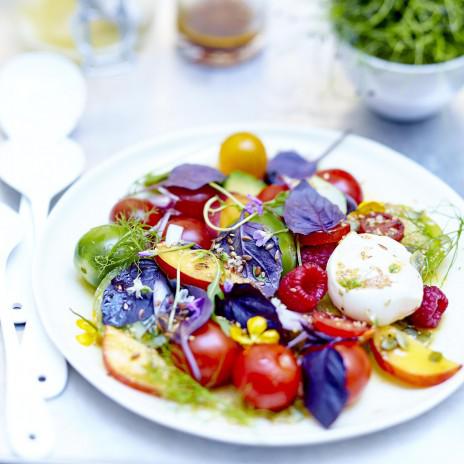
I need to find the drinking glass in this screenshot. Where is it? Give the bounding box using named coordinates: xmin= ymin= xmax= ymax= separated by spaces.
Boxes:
xmin=17 ymin=0 xmax=155 ymax=71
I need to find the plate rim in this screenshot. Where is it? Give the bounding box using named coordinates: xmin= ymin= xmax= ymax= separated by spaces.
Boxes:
xmin=33 ymin=122 xmax=464 ymax=446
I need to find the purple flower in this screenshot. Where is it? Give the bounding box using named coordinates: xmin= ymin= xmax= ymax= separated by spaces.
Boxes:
xmin=252 ymin=229 xmax=273 ymax=247
xmin=138 ymin=250 xmax=156 ymax=258
xmin=244 ymin=195 xmax=264 ymax=216
xmin=223 ymin=280 xmax=234 ymax=293
xmin=186 ymin=297 xmax=204 ymax=313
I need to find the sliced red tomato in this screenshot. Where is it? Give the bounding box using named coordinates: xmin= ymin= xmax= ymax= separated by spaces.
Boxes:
xmin=257 ymin=184 xmax=288 ymax=202
xmin=312 ymin=311 xmax=373 ymax=340
xmin=164 ymin=217 xmax=215 ymax=249
xmin=358 ymin=212 xmax=404 ymax=242
xmin=171 ymin=321 xmax=241 ymax=388
xmin=166 ymin=185 xmax=217 ymax=219
xmin=299 ymin=222 xmax=350 ymax=246
xmin=110 ymin=197 xmax=163 ymax=227
xmin=233 ymin=344 xmax=300 ymax=411
xmin=316 ymin=169 xmax=363 ymax=204
xmin=334 ymin=343 xmax=371 ymax=405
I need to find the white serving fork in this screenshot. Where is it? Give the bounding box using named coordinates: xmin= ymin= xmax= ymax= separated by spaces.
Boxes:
xmin=0 ymin=202 xmax=54 ymax=458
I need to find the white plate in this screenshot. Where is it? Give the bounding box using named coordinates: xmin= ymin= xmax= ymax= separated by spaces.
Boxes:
xmin=33 ymin=124 xmax=464 ymax=446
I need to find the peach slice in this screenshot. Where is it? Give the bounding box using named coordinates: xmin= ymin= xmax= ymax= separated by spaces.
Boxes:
xmin=155 ymin=244 xmax=218 ymax=289
xmin=103 ymin=326 xmax=167 ymax=395
xmin=369 ymin=326 xmax=461 ymax=387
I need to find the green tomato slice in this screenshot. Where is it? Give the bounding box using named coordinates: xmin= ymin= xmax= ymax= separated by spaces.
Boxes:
xmin=254 ymin=212 xmax=297 ymax=274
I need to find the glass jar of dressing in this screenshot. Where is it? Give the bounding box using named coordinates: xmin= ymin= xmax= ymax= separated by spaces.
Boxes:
xmin=177 ymin=0 xmax=267 ymax=66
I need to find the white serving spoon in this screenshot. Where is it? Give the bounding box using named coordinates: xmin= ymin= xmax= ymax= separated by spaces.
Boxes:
xmin=0 ymin=202 xmax=55 ymax=459
xmin=0 ymin=139 xmax=85 ymax=398
xmin=0 ymin=53 xmax=87 ymax=398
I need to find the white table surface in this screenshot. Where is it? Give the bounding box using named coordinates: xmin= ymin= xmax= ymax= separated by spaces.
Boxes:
xmin=1 ymin=0 xmax=464 ymax=462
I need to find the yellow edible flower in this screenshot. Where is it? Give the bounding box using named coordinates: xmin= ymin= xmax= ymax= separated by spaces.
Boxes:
xmin=76 ymin=318 xmax=99 ymax=346
xmin=230 ymin=316 xmax=280 ymax=346
xmin=356 ymin=201 xmax=385 ymax=215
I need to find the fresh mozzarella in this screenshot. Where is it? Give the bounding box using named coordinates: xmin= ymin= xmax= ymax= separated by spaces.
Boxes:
xmin=327 ymin=232 xmax=423 ymax=326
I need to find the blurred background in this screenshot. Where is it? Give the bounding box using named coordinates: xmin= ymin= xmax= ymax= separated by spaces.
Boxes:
xmin=0 ymin=0 xmax=463 ymax=195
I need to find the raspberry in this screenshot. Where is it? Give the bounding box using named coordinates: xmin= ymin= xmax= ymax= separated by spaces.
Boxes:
xmin=301 ymin=243 xmax=337 ymax=270
xmin=277 ymin=263 xmax=327 ymax=313
xmin=408 ymin=286 xmax=448 ymax=329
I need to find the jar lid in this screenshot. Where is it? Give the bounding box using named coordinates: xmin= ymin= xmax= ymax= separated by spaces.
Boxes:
xmin=0 ymin=52 xmax=87 ymax=141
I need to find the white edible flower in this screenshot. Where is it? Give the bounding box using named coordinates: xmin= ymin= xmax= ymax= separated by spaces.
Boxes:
xmin=127 ymin=277 xmax=152 ymax=299
xmin=177 ymin=289 xmax=196 ymax=306
xmin=272 ymin=297 xmax=305 ymax=332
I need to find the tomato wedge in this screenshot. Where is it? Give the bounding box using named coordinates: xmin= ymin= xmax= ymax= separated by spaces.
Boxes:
xmin=299 ymin=223 xmax=350 ymax=246
xmin=358 ymin=212 xmax=404 ymax=242
xmin=316 ymin=169 xmax=363 ymax=205
xmin=257 ymin=184 xmax=288 ymax=202
xmin=312 ymin=311 xmax=373 ymax=340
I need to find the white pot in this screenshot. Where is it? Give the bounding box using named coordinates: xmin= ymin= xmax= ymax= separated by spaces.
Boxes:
xmin=338 ymin=42 xmax=464 ymax=122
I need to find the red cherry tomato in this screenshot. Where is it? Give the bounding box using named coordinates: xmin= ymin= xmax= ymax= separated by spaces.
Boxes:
xmin=334 ymin=343 xmax=371 ymax=405
xmin=299 ymin=222 xmax=350 ymax=247
xmin=257 ymin=184 xmax=289 ymax=202
xmin=312 ymin=311 xmax=373 ymax=340
xmin=165 ymin=217 xmax=214 ymax=249
xmin=167 ymin=186 xmax=217 ymax=219
xmin=110 ymin=198 xmax=162 ymax=227
xmin=233 ymin=344 xmax=300 ymax=411
xmin=358 ymin=212 xmax=405 ymax=242
xmin=316 ymin=169 xmax=363 ymax=204
xmin=172 ymin=321 xmax=241 ymax=388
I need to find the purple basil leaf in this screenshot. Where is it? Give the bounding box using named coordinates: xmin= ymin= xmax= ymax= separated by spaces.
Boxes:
xmin=283 ymin=181 xmax=345 ymax=235
xmin=101 ymin=260 xmax=171 ymax=327
xmin=177 ymin=286 xmax=213 ymax=339
xmin=163 ymin=164 xmax=225 ymax=190
xmin=302 ymin=347 xmax=348 ymax=428
xmin=267 ymin=151 xmax=318 ymax=184
xmin=345 ymin=194 xmax=358 ymax=214
xmin=301 ymin=323 xmax=339 ymax=347
xmin=215 ymin=283 xmax=283 ymax=332
xmin=217 ymin=221 xmax=283 ymax=297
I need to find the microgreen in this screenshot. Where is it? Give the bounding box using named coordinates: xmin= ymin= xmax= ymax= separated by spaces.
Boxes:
xmin=94 ymin=217 xmax=158 ymax=279
xmin=331 ymin=0 xmax=464 ymax=65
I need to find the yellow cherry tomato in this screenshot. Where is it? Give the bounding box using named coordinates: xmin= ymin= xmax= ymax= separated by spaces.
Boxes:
xmin=219 ymin=132 xmax=267 ymax=179
xmin=219 ymin=193 xmax=249 ymax=228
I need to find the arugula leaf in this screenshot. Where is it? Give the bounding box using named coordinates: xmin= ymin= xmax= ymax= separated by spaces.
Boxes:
xmin=264 ymin=191 xmax=289 ymax=217
xmin=283 ymin=181 xmax=345 ymax=235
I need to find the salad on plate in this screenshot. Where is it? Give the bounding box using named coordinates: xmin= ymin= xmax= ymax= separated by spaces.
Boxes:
xmin=73 ymin=131 xmax=462 ymax=428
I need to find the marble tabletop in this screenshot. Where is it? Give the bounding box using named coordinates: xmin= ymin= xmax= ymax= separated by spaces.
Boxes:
xmin=0 ymin=0 xmax=464 ymax=462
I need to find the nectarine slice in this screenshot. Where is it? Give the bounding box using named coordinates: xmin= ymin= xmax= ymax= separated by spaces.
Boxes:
xmin=370 ymin=326 xmax=461 ymax=387
xmin=103 ymin=326 xmax=167 ymax=395
xmin=155 ymin=244 xmax=219 ymax=289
